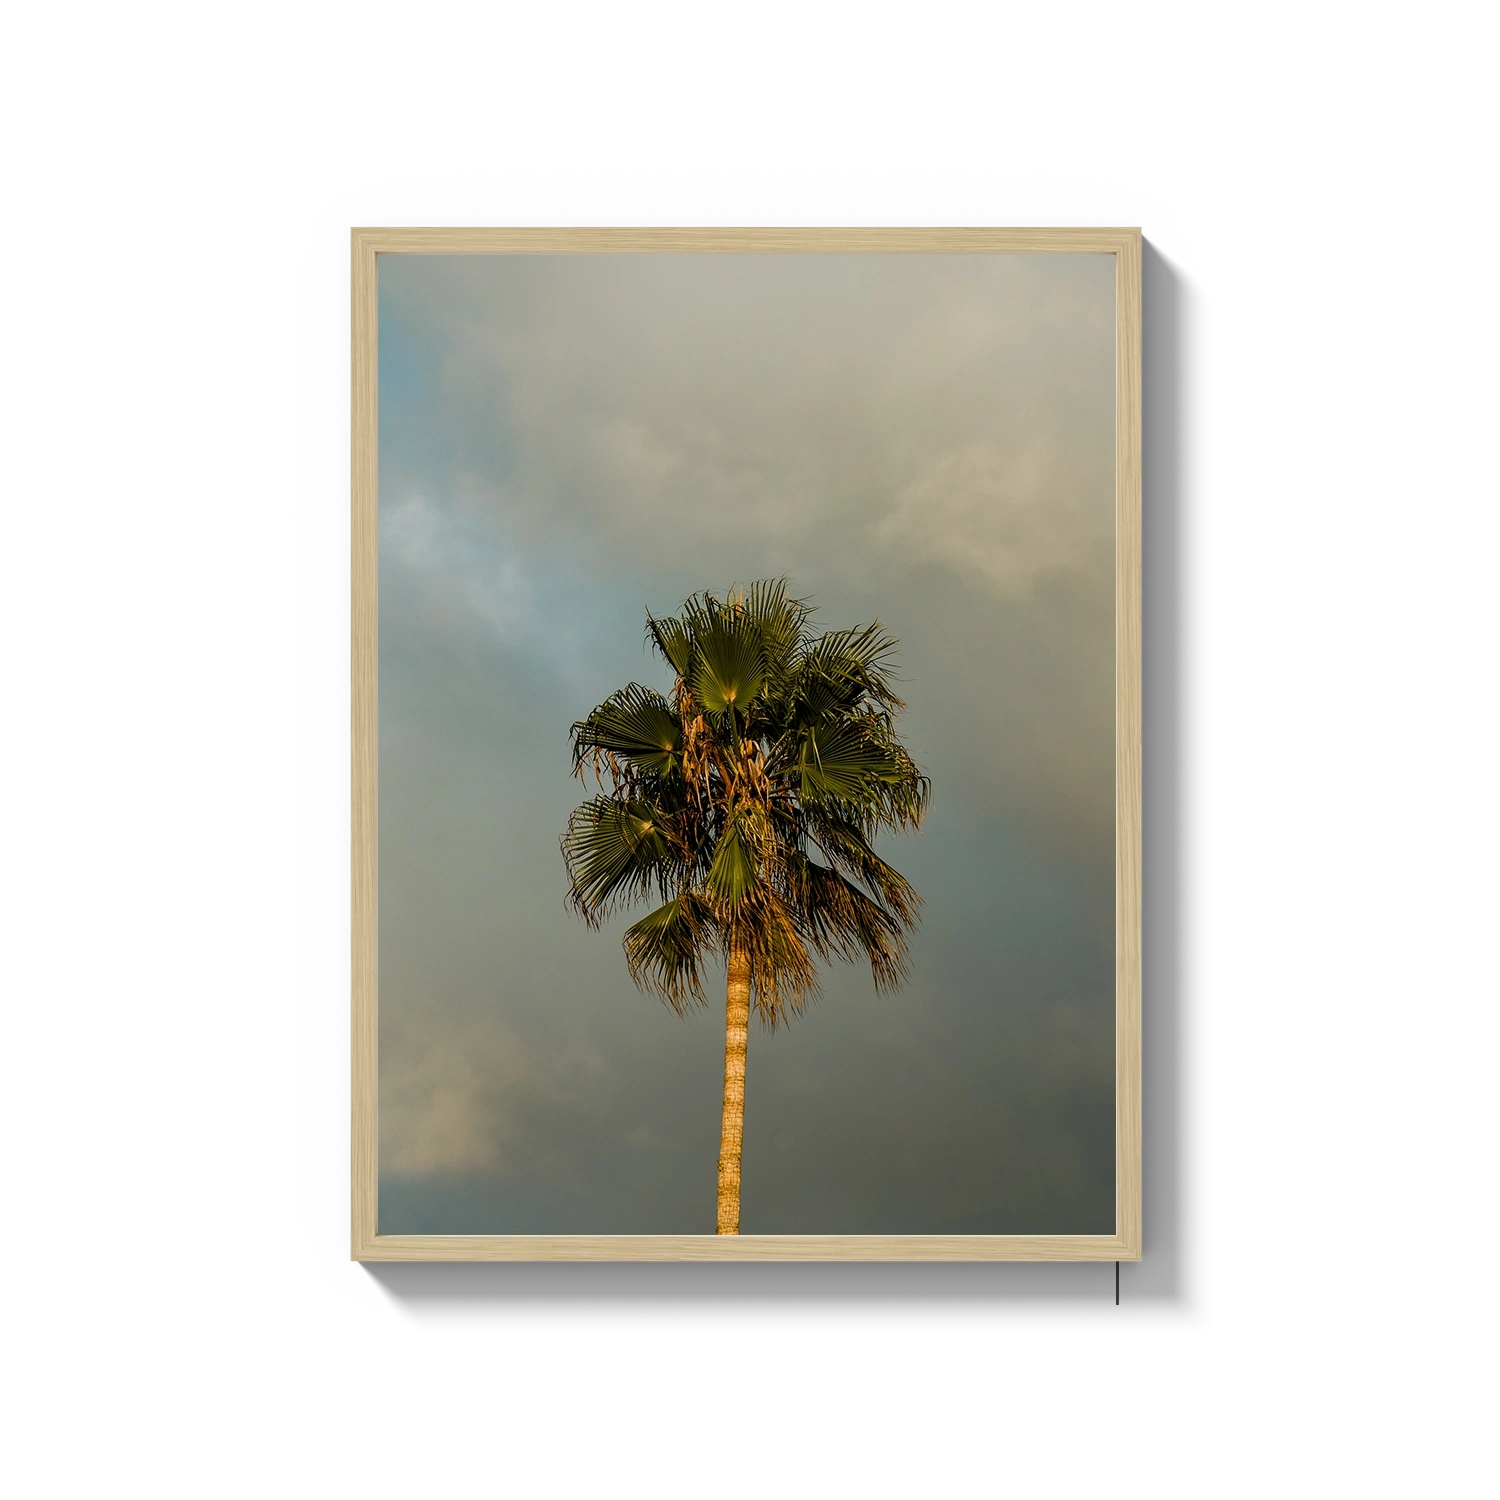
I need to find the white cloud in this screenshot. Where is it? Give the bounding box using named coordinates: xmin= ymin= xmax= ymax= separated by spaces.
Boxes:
xmin=874 ymin=437 xmax=1111 ymax=595
xmin=382 ymin=493 xmax=538 ymax=644
xmin=380 ymin=1018 xmax=614 ymax=1179
xmin=381 ymin=491 xmax=617 ymax=703
xmin=379 ymin=1036 xmax=512 ymax=1177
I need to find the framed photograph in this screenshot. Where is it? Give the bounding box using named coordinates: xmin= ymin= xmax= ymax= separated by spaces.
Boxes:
xmin=352 ymin=228 xmax=1140 ymax=1261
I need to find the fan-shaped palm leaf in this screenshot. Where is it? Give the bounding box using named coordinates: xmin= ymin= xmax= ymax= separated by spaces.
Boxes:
xmin=571 ymin=683 xmax=683 ymax=778
xmin=645 ymin=613 xmax=694 ymax=678
xmin=802 ymin=622 xmax=903 ymax=705
xmin=623 ymin=893 xmax=712 ymax=1011
xmin=789 ymin=854 xmax=913 ymax=990
xmin=791 ymin=720 xmax=906 ymax=805
xmin=805 ymin=810 xmax=920 ymax=912
xmin=741 ymin=579 xmax=809 ymax=690
xmin=705 ymin=807 xmax=759 ymax=904
xmin=562 ymin=796 xmax=674 ymax=923
xmin=692 ymin=618 xmax=765 ymax=717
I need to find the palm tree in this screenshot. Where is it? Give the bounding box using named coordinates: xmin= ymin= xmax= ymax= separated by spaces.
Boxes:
xmin=561 ymin=580 xmax=930 ymax=1234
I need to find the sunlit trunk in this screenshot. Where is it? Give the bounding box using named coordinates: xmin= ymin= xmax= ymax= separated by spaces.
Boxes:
xmin=715 ymin=944 xmax=751 ymax=1234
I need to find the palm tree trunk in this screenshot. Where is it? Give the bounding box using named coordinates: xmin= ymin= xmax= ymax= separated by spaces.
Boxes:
xmin=716 ymin=944 xmax=751 ymax=1234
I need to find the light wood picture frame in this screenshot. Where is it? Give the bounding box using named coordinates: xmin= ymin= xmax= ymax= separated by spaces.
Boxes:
xmin=348 ymin=222 xmax=1134 ymax=1260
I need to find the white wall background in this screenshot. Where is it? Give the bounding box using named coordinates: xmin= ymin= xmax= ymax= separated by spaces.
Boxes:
xmin=4 ymin=3 xmax=1495 ymax=1495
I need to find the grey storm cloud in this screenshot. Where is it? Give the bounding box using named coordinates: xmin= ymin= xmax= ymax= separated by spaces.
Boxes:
xmin=376 ymin=251 xmax=1117 ymax=1234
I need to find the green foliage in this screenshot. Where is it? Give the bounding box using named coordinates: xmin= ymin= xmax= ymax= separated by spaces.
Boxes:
xmin=569 ymin=683 xmax=683 ymax=778
xmin=562 ymin=580 xmax=930 ymax=1025
xmin=692 ymin=619 xmax=766 ymax=717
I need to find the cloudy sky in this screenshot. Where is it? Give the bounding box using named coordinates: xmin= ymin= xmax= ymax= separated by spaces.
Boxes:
xmin=377 ymin=252 xmax=1117 ymax=1234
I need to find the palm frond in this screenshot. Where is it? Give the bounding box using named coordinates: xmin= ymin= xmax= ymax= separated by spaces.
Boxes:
xmin=791 ymin=720 xmax=903 ymax=803
xmin=877 ymin=746 xmax=932 ymax=828
xmin=802 ymin=812 xmax=923 ymax=928
xmin=789 ymin=855 xmax=913 ymax=991
xmin=676 ymin=588 xmax=727 ymax=639
xmin=623 ymin=893 xmax=714 ymax=1012
xmin=692 ymin=616 xmax=765 ymax=718
xmin=705 ymin=808 xmax=758 ymax=904
xmin=644 ymin=613 xmax=693 ymax=678
xmin=801 ymin=622 xmax=904 ymax=707
xmin=571 ymin=683 xmax=683 ymax=778
xmin=741 ymin=578 xmax=812 ymax=689
xmin=562 ymin=796 xmax=676 ymax=924
xmin=803 ymin=620 xmax=895 ymax=671
xmin=785 ymin=668 xmax=859 ymax=730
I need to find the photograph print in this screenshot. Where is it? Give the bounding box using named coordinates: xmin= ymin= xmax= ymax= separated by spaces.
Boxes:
xmin=352 ymin=228 xmax=1141 ymax=1259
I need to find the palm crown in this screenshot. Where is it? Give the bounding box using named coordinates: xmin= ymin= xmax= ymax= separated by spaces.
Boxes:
xmin=563 ymin=580 xmax=930 ymax=1022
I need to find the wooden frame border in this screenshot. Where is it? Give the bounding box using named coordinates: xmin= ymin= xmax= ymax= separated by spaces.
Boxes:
xmin=352 ymin=227 xmax=1141 ymax=1261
